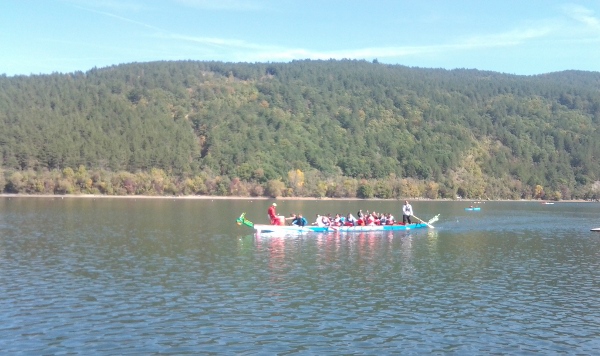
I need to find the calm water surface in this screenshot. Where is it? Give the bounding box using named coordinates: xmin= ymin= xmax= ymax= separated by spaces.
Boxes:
xmin=1 ymin=197 xmax=600 ymax=354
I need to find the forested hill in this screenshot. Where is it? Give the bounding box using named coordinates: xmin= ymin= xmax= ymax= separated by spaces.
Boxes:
xmin=1 ymin=60 xmax=600 ymax=200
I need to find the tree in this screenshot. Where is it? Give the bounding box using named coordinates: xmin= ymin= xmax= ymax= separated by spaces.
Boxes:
xmin=265 ymin=179 xmax=285 ymax=198
xmin=534 ymin=185 xmax=544 ymax=200
xmin=357 ymin=181 xmax=373 ymax=199
xmin=287 ymin=169 xmax=305 ymax=195
xmin=425 ymin=181 xmax=439 ymax=199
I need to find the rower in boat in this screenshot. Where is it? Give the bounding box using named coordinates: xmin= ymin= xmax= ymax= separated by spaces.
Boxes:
xmin=292 ymin=214 xmax=308 ymax=227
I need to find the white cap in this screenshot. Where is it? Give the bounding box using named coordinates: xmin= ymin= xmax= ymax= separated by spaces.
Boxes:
xmin=272 ymin=203 xmax=277 ymax=206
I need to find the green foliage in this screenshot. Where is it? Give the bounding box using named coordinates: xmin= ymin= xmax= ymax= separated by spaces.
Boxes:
xmin=357 ymin=181 xmax=374 ymax=199
xmin=1 ymin=61 xmax=600 ymax=199
xmin=265 ymin=179 xmax=285 ymax=198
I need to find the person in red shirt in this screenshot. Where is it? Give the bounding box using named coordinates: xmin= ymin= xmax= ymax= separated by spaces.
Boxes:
xmin=267 ymin=203 xmax=278 ymax=225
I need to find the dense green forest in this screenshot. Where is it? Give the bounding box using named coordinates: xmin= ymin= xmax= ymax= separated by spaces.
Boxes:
xmin=1 ymin=59 xmax=600 ymax=200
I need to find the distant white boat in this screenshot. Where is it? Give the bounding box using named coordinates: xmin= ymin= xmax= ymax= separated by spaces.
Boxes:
xmin=591 ymin=228 xmax=600 ymax=232
xmin=542 ymin=202 xmax=555 ymax=205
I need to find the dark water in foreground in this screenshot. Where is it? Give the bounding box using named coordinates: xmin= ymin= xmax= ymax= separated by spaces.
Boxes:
xmin=1 ymin=197 xmax=600 ymax=354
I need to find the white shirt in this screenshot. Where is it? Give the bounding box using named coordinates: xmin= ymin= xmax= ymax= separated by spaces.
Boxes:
xmin=403 ymin=203 xmax=413 ymax=216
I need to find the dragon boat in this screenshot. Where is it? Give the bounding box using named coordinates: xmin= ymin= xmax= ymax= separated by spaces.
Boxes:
xmin=236 ymin=213 xmax=439 ymax=234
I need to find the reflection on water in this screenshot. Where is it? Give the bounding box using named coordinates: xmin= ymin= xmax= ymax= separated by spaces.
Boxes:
xmin=1 ymin=198 xmax=600 ymax=354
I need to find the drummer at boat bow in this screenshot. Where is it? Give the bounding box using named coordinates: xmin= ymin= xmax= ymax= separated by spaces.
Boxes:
xmin=267 ymin=203 xmax=278 ymax=225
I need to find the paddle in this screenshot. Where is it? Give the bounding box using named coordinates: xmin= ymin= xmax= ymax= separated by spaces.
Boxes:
xmin=412 ymin=214 xmax=435 ymax=229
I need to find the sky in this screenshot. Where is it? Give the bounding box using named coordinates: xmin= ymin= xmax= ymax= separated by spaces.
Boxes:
xmin=2 ymin=0 xmax=600 ymax=77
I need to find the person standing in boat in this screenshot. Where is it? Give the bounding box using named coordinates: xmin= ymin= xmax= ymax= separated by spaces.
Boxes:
xmin=402 ymin=200 xmax=413 ymax=225
xmin=268 ymin=203 xmax=278 ymax=225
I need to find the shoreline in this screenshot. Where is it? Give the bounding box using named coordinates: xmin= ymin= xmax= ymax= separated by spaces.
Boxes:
xmin=0 ymin=193 xmax=594 ymax=203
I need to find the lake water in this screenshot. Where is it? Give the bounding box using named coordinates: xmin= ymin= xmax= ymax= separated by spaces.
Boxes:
xmin=1 ymin=197 xmax=600 ymax=354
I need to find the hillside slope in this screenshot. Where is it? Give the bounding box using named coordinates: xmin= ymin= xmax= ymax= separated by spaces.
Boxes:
xmin=1 ymin=60 xmax=599 ymax=199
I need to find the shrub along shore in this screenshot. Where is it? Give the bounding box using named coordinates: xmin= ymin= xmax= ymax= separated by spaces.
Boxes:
xmin=0 ymin=166 xmax=582 ymax=201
